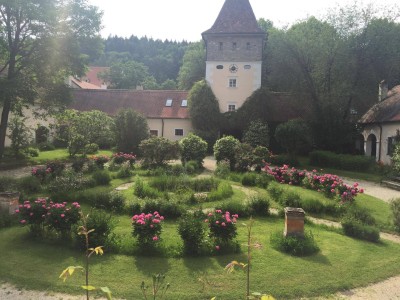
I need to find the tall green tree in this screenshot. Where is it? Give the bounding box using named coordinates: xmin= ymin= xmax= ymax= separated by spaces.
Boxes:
xmin=177 ymin=42 xmax=205 ymax=90
xmin=188 ymin=80 xmax=221 ymax=148
xmin=0 ymin=0 xmax=102 ymax=158
xmin=114 ymin=109 xmax=149 ymax=154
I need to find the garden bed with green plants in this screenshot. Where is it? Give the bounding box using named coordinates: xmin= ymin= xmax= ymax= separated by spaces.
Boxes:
xmin=1 ymin=134 xmax=400 ymax=299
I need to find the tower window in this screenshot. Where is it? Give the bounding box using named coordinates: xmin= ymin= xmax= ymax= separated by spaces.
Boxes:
xmin=228 ymin=104 xmax=236 ymax=112
xmin=216 ymin=65 xmax=224 ymax=69
xmin=246 ymin=42 xmax=251 ymax=50
xmin=232 ymin=42 xmax=237 ymax=50
xmin=219 ymin=42 xmax=223 ymax=51
xmin=244 ymin=65 xmax=251 ymax=69
xmin=229 ymin=79 xmax=237 ymax=88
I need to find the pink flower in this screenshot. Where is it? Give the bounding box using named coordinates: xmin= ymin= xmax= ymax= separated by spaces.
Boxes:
xmin=215 ymin=245 xmax=220 ymax=250
xmin=204 ymin=219 xmax=209 ymax=223
xmin=152 ymin=236 xmax=159 ymax=241
xmin=20 ymin=220 xmax=26 ymax=224
xmin=60 ymin=214 xmax=65 ymax=218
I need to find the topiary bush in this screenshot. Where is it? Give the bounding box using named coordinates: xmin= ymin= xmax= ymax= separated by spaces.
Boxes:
xmin=179 ymin=133 xmax=208 ymax=166
xmin=241 ymin=172 xmax=257 ymax=186
xmin=341 ymin=219 xmax=380 ymax=242
xmin=247 ymin=195 xmax=270 ymax=216
xmin=83 ymin=143 xmax=99 ymax=155
xmin=139 ymin=136 xmax=179 ymax=168
xmin=213 ymin=136 xmax=240 ymax=170
xmin=270 ymin=231 xmax=319 ymax=256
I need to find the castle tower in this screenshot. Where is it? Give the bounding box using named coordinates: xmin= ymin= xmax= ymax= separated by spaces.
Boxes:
xmin=202 ymin=0 xmax=265 ymax=113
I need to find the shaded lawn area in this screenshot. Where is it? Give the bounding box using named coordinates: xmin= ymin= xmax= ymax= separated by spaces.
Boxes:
xmin=1 ymin=217 xmax=400 ymax=299
xmin=30 ymin=149 xmax=113 ymax=164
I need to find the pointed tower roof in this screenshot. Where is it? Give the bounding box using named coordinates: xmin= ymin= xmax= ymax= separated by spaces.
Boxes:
xmin=202 ymin=0 xmax=264 ymax=36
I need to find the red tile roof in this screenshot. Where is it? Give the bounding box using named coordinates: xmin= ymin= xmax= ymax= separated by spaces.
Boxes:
xmin=70 ymin=77 xmax=101 ymax=90
xmin=359 ymin=85 xmax=400 ymax=124
xmin=70 ymin=89 xmax=190 ymax=119
xmin=82 ymin=67 xmax=109 ymax=88
xmin=202 ymin=0 xmax=264 ymax=35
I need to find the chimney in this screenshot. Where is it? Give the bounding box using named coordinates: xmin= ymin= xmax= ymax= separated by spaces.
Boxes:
xmin=379 ymin=80 xmax=388 ymax=101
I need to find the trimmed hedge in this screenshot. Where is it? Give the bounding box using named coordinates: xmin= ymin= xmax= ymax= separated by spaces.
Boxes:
xmin=309 ymin=150 xmax=374 ymax=172
xmin=341 ymin=219 xmax=380 ymax=242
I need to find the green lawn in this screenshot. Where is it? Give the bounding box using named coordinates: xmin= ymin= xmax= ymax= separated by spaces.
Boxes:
xmin=30 ymin=149 xmax=113 ymax=164
xmin=1 ymin=217 xmax=400 ymax=299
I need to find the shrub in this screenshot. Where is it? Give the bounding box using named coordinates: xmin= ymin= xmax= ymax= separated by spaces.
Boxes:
xmin=89 ymin=155 xmax=110 ymax=169
xmin=0 ymin=211 xmax=17 ymax=228
xmin=48 ymin=171 xmax=90 ymax=196
xmin=45 ymin=201 xmax=81 ymax=235
xmin=391 ymin=198 xmax=400 ymax=232
xmin=208 ymin=182 xmax=234 ymax=202
xmin=255 ymin=173 xmax=273 ymax=188
xmin=274 ymin=119 xmax=312 ymax=155
xmin=213 ymin=136 xmax=240 ymax=170
xmin=241 ymin=172 xmax=257 ymax=186
xmin=267 ymin=182 xmax=285 ymax=202
xmin=216 ymin=201 xmax=250 ymax=218
xmin=179 ymin=133 xmax=208 ymax=166
xmin=19 ymin=176 xmax=41 ymax=193
xmin=205 ymin=209 xmax=239 ymax=248
xmin=214 ymin=160 xmax=231 ymax=179
xmin=116 ymin=161 xmax=133 ymax=179
xmin=279 ymin=191 xmax=302 ymax=208
xmin=15 ymin=198 xmax=48 ymax=234
xmin=270 ymin=230 xmax=319 ymax=256
xmin=139 ymin=137 xmax=179 ymax=167
xmin=243 ymin=120 xmax=269 ymax=148
xmin=23 ymin=147 xmax=39 ymax=157
xmin=141 ymin=200 xmax=184 ymax=219
xmin=253 ymin=146 xmax=270 ymax=171
xmin=342 ymin=205 xmax=376 ymax=226
xmin=71 ymin=158 xmax=87 ymax=173
xmin=132 ymin=211 xmax=164 ymax=245
xmin=76 ymin=209 xmax=118 ymax=251
xmin=0 ymin=177 xmax=18 ymax=192
xmin=185 ymin=160 xmax=201 ymax=174
xmin=134 ymin=176 xmax=161 ymax=199
xmin=341 ymin=218 xmax=380 ymax=242
xmin=309 ymin=150 xmax=374 ymax=172
xmin=91 ymin=170 xmax=111 ymax=186
xmin=106 ymin=191 xmax=126 ymax=213
xmin=83 ymin=143 xmax=99 ymax=154
xmin=234 ymin=143 xmax=254 ymax=172
xmin=300 ymin=197 xmax=325 ymax=214
xmin=112 ymin=152 xmax=136 ymax=165
xmin=178 ymin=210 xmax=206 ymax=256
xmin=269 ymin=155 xmax=300 ymax=167
xmin=46 ymin=161 xmax=66 ymax=177
xmin=248 ymin=195 xmax=270 ymax=216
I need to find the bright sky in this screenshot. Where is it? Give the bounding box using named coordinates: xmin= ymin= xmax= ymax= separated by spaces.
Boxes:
xmin=88 ymin=0 xmax=399 ymax=42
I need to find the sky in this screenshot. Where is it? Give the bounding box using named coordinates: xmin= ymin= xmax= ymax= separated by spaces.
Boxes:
xmin=88 ymin=0 xmax=399 ymax=42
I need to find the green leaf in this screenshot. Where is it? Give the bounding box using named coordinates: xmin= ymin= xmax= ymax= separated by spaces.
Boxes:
xmin=101 ymin=287 xmax=112 ymax=300
xmin=81 ymin=285 xmax=96 ymax=291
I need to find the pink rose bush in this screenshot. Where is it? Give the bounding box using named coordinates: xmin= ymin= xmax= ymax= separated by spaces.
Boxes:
xmin=112 ymin=152 xmax=136 ymax=165
xmin=205 ymin=210 xmax=238 ymax=245
xmin=132 ymin=211 xmax=164 ymax=245
xmin=16 ymin=198 xmax=81 ymax=235
xmin=265 ymin=164 xmax=363 ymax=203
xmin=90 ymin=154 xmax=110 ymax=168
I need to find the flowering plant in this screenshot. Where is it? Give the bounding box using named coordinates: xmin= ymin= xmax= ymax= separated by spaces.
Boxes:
xmin=89 ymin=155 xmax=110 ymax=168
xmin=16 ymin=198 xmax=81 ymax=236
xmin=112 ymin=152 xmax=136 ymax=165
xmin=31 ymin=167 xmax=51 ymax=183
xmin=265 ymin=165 xmax=363 ymax=203
xmin=205 ymin=210 xmax=238 ymax=244
xmin=132 ymin=211 xmax=164 ymax=245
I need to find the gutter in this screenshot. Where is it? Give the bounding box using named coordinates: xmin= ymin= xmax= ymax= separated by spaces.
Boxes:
xmin=378 ymin=123 xmax=382 ymax=162
xmin=161 ymin=119 xmax=164 ymax=137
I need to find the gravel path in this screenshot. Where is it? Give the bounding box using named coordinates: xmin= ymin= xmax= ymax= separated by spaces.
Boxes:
xmin=1 ymin=157 xmax=400 ymax=299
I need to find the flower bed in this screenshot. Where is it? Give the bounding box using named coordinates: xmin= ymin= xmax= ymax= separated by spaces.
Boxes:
xmin=265 ymin=164 xmax=363 ymax=203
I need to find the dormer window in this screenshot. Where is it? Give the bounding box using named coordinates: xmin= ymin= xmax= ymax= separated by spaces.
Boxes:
xmin=166 ymin=99 xmax=173 ymax=107
xmin=181 ymin=99 xmax=188 ymax=107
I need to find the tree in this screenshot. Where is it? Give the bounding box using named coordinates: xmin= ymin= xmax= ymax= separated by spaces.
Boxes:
xmin=242 ymin=120 xmax=270 ymax=148
xmin=0 ymin=0 xmax=102 ymax=158
xmin=55 ymin=110 xmax=113 ymax=157
xmin=188 ymin=80 xmax=221 ymax=148
xmin=102 ymin=60 xmax=154 ymax=89
xmin=114 ymin=109 xmax=149 ymax=154
xmin=179 ymin=133 xmax=208 ymax=166
xmin=274 ymin=119 xmax=312 ymax=155
xmin=7 ymin=116 xmax=32 ymax=158
xmin=177 ymin=42 xmax=205 ymax=90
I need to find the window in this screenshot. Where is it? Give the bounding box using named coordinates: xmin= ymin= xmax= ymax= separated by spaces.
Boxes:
xmin=232 ymin=42 xmax=237 ymax=50
xmin=175 ymin=129 xmax=184 ymax=136
xmin=219 ymin=42 xmax=223 ymax=51
xmin=228 ymin=104 xmax=236 ymax=112
xmin=216 ymin=65 xmax=224 ymax=69
xmin=244 ymin=65 xmax=251 ymax=70
xmin=150 ymin=130 xmax=158 ymax=136
xmin=229 ymin=78 xmax=237 ymax=88
xmin=181 ymin=99 xmax=188 ymax=107
xmin=165 ymin=99 xmax=172 ymax=107
xmin=246 ymin=42 xmax=251 ymax=50
xmin=388 ymin=137 xmax=395 ymax=156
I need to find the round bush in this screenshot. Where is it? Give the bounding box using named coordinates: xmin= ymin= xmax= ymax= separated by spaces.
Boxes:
xmin=84 ymin=143 xmax=99 ymax=154
xmin=178 ymin=211 xmax=206 ymax=256
xmin=248 ymin=195 xmax=270 ymax=216
xmin=179 ymin=133 xmax=208 ymax=166
xmin=270 ymin=230 xmax=319 ymax=256
xmin=92 ymin=170 xmax=111 ymax=186
xmin=213 ymin=136 xmax=240 ymax=170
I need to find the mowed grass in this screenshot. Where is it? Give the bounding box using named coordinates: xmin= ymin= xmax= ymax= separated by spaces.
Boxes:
xmin=1 ymin=216 xmax=400 ymax=299
xmin=29 ymin=149 xmax=113 ymax=164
